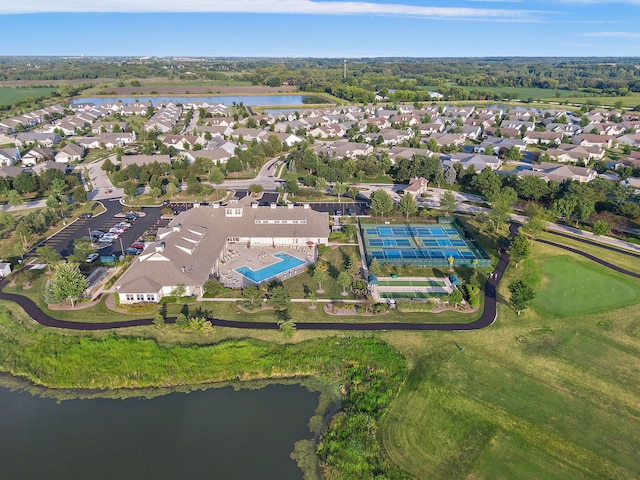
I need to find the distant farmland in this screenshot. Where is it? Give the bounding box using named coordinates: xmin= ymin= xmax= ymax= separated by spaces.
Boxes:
xmin=0 ymin=87 xmax=56 ymax=106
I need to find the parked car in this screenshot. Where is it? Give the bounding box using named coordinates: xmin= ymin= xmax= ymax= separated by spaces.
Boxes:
xmin=91 ymin=230 xmax=106 ymax=238
xmin=109 ymin=228 xmax=125 ymax=235
xmin=334 ymin=210 xmax=343 ymax=216
xmin=80 ymin=213 xmax=93 ymax=219
xmin=347 ymin=208 xmax=355 ymax=215
xmin=116 ymin=222 xmax=131 ymax=229
xmin=85 ymin=253 xmax=100 ymax=263
xmin=130 ymin=242 xmax=145 ymax=250
xmin=124 ymin=247 xmax=142 ymax=256
xmin=125 ymin=213 xmax=138 ymax=221
xmin=100 ymin=234 xmax=117 ymax=242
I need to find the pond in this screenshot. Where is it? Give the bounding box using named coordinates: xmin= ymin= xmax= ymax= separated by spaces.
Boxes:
xmin=72 ymin=95 xmax=330 ymax=107
xmin=0 ymin=383 xmax=319 ymax=480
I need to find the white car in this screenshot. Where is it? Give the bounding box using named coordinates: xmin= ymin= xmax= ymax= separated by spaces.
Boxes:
xmin=85 ymin=253 xmax=100 ymax=263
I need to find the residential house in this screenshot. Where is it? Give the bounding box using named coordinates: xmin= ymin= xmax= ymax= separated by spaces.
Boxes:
xmin=79 ymin=132 xmax=136 ymax=150
xmin=571 ymin=134 xmax=617 ymax=148
xmin=120 ymin=154 xmax=172 ymax=169
xmin=0 ymin=147 xmax=21 ymax=166
xmin=546 ymin=143 xmax=605 ymax=163
xmin=444 ymin=153 xmax=503 ymax=172
xmin=55 ymin=143 xmax=85 ymax=163
xmin=32 ymin=160 xmax=70 ymax=176
xmin=183 ymin=148 xmax=232 ymax=165
xmin=14 ymin=132 xmax=61 ymax=147
xmin=21 ymin=147 xmax=54 ymax=167
xmin=388 ymin=147 xmax=433 ymax=164
xmin=520 ymin=162 xmax=596 ymax=183
xmin=522 ymin=131 xmax=563 ymax=145
xmin=92 ymin=121 xmax=128 ymax=134
xmin=427 ymin=133 xmax=465 ymax=148
xmin=0 ymin=165 xmax=23 ymax=178
xmin=475 ymin=136 xmax=526 ymax=154
xmin=161 ymin=135 xmax=202 ymax=151
xmin=403 ymin=177 xmax=429 ymax=198
xmin=616 ymin=133 xmax=640 ymax=148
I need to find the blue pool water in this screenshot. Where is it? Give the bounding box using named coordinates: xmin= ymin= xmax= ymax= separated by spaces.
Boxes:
xmin=235 ymin=253 xmax=305 ymax=283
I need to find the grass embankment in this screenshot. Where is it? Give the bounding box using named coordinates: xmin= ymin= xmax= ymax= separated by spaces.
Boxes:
xmin=378 ymin=239 xmax=640 ymax=480
xmin=0 ymin=304 xmax=408 ymax=479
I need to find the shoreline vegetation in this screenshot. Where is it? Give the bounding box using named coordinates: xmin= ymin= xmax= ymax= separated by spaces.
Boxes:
xmin=0 ymin=303 xmax=409 ymax=479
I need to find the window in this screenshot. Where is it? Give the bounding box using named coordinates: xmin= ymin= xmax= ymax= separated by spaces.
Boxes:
xmin=136 ymin=294 xmax=145 ymax=301
xmin=146 ymin=294 xmax=156 ymax=301
xmin=126 ymin=294 xmax=135 ymax=301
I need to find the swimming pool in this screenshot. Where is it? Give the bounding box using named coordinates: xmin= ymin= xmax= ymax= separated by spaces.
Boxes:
xmin=235 ymin=253 xmax=306 ymax=283
xmin=361 ymin=221 xmax=491 ymax=268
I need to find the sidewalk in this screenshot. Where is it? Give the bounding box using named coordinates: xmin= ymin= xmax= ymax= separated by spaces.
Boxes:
xmin=511 ymin=214 xmax=640 ymax=255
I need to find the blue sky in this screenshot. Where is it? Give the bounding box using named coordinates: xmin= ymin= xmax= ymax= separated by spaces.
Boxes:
xmin=0 ymin=0 xmax=639 ymax=57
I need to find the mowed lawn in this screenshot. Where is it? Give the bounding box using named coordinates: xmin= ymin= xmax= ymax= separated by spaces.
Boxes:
xmin=378 ymin=240 xmax=640 ymax=480
xmin=532 ymin=256 xmax=638 ymax=316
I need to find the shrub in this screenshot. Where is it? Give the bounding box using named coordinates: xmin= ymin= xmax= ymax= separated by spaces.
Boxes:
xmin=396 ymin=299 xmax=435 ymax=312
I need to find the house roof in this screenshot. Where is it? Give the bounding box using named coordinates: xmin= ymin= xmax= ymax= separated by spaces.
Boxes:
xmin=121 ymin=154 xmax=171 ymax=168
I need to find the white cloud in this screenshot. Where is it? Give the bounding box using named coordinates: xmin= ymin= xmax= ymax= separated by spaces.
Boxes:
xmin=0 ymin=0 xmax=540 ymax=21
xmin=582 ymin=31 xmax=640 ymax=38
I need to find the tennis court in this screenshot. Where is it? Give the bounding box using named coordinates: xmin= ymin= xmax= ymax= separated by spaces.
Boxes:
xmin=361 ymin=221 xmax=491 ymax=268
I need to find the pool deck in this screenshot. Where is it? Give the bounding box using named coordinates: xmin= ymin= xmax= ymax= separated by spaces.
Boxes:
xmin=217 ymin=243 xmax=314 ymax=288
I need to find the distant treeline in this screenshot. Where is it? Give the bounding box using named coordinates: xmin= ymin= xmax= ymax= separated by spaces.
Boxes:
xmin=1 ymin=56 xmax=639 ymax=101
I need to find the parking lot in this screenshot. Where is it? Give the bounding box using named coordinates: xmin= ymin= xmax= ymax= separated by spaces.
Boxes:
xmin=33 ymin=200 xmax=164 ymax=259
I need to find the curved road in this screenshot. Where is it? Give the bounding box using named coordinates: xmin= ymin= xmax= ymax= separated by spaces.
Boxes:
xmin=2 ymin=222 xmax=637 ymax=332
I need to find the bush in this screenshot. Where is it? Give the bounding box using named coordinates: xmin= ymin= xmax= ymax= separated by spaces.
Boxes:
xmin=396 ymin=299 xmax=435 ymax=312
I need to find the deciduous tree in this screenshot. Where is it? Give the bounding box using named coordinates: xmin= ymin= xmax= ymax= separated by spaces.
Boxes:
xmin=44 ymin=262 xmax=88 ymax=307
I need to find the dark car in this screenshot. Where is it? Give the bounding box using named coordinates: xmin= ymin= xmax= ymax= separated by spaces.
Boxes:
xmin=125 ymin=213 xmax=138 ymax=221
xmin=79 ymin=213 xmax=93 ymax=219
xmin=90 ymin=230 xmax=106 ymax=238
xmin=124 ymin=247 xmax=142 ymax=256
xmin=347 ymin=208 xmax=355 ymax=215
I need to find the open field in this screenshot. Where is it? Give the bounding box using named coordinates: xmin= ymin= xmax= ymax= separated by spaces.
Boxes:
xmin=0 ymin=86 xmax=56 ymax=105
xmin=533 ymin=256 xmax=638 ymax=316
xmin=378 ymin=239 xmax=640 ymax=479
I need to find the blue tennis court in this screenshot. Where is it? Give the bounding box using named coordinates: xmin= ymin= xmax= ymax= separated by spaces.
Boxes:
xmin=361 ymin=221 xmax=491 ymax=268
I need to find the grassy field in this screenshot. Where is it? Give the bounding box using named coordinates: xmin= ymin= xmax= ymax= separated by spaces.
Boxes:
xmin=0 ymin=86 xmax=56 ymax=106
xmin=532 ymin=256 xmax=638 ymax=316
xmin=378 ymin=239 xmax=640 ymax=479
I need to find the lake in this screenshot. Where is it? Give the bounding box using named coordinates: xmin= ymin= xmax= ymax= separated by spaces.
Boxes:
xmin=72 ymin=95 xmax=330 ymax=107
xmin=0 ymin=383 xmax=319 ymax=480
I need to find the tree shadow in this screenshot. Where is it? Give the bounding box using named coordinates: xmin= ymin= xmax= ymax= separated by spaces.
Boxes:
xmin=180 ymin=304 xmax=189 ymax=316
xmin=276 ymin=309 xmax=291 ymax=322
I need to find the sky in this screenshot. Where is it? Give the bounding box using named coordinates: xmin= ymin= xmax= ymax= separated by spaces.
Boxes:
xmin=0 ymin=0 xmax=639 ymax=57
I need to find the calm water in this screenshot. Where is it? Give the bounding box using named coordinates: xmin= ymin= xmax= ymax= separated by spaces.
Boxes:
xmin=72 ymin=95 xmax=329 ymax=107
xmin=0 ymin=383 xmax=318 ymax=480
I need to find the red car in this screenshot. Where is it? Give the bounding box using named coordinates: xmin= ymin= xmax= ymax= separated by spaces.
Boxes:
xmin=130 ymin=242 xmax=145 ymax=250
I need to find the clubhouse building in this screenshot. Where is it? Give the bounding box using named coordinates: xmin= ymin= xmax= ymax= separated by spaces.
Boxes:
xmin=113 ymin=198 xmax=329 ymax=304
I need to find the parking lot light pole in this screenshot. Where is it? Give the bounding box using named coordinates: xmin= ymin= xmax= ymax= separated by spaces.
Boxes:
xmin=119 ymin=237 xmax=124 ymax=255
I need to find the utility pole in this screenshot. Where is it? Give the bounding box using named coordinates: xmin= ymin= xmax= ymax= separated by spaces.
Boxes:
xmin=343 ymin=59 xmax=347 ymax=79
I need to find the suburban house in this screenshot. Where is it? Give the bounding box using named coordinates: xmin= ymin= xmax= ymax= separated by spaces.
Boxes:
xmin=182 ymin=148 xmax=232 ymax=165
xmin=0 ymin=165 xmax=23 ymax=178
xmin=0 ymin=262 xmax=11 ymax=278
xmin=92 ymin=121 xmax=128 ymax=134
xmin=79 ymin=132 xmax=136 ymax=150
xmin=444 ymin=153 xmax=503 ymax=172
xmin=15 ymin=132 xmax=61 ymax=148
xmin=161 ymin=135 xmax=202 ymax=151
xmin=113 ymin=201 xmax=329 ymax=304
xmin=546 ymin=144 xmax=604 ymax=163
xmin=55 ymin=143 xmax=85 ymax=163
xmin=617 ymin=133 xmax=640 ymax=148
xmin=314 ymin=141 xmax=374 ymax=159
xmin=388 ymin=146 xmax=433 ymax=163
xmin=520 ymin=162 xmax=597 ymax=183
xmin=0 ymin=148 xmax=21 ymax=166
xmin=475 ymin=136 xmax=526 ymax=154
xmin=522 ymin=131 xmax=563 ymax=145
xmin=32 ymin=160 xmax=70 ymax=176
xmin=21 ymin=147 xmax=54 ymax=167
xmin=120 ymin=154 xmax=172 ymax=169
xmin=571 ymin=134 xmax=617 ymax=148
xmin=403 ymin=177 xmax=429 ymax=198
